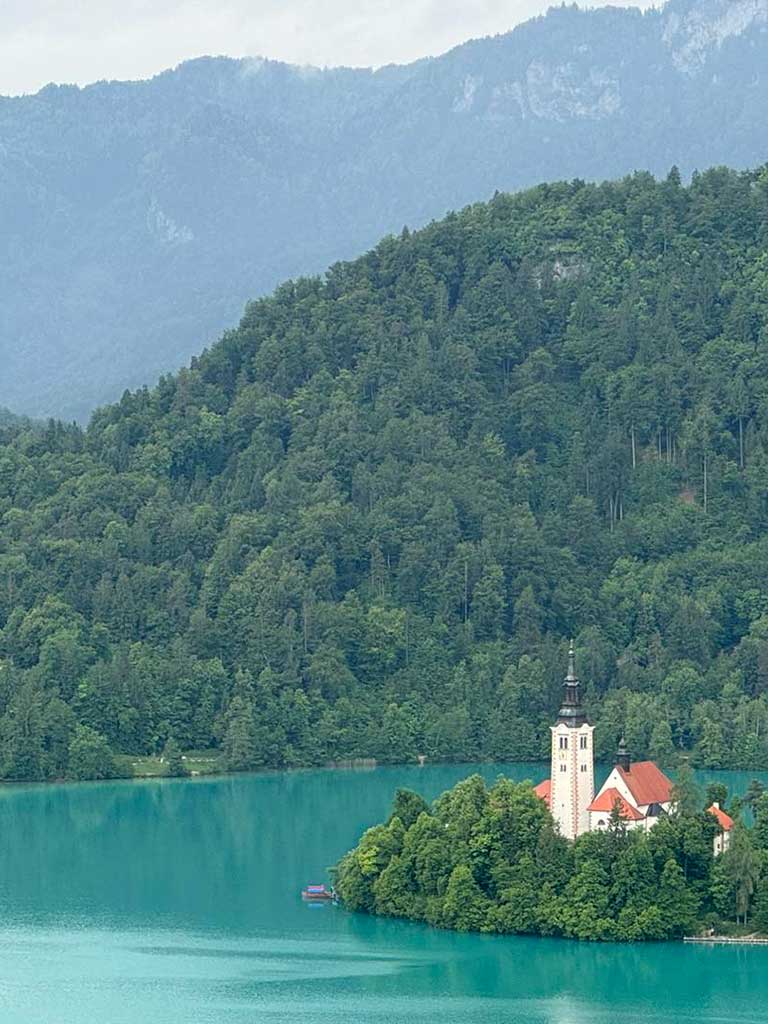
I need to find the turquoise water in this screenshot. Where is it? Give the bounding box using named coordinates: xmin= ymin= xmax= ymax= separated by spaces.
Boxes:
xmin=0 ymin=762 xmax=766 ymax=1023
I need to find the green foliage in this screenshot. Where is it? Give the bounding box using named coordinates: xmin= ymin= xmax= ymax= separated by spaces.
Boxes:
xmin=336 ymin=775 xmax=741 ymax=942
xmin=387 ymin=789 xmax=430 ymax=830
xmin=162 ymin=736 xmax=188 ymax=777
xmin=441 ymin=864 xmax=492 ymax=932
xmin=705 ymin=783 xmax=729 ymax=810
xmin=5 ymin=169 xmax=768 ymax=776
xmin=671 ymin=761 xmax=702 ymax=818
xmin=67 ymin=724 xmax=117 ymax=781
xmin=714 ymin=821 xmax=763 ymax=924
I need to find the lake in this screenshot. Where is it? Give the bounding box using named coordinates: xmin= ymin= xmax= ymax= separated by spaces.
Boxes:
xmin=0 ymin=761 xmax=766 ymax=1023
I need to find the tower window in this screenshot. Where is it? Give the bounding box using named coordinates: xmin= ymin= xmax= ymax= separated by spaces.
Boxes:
xmin=559 ymin=737 xmax=568 ymax=750
xmin=580 ymin=736 xmax=588 ymax=749
xmin=559 ymin=764 xmax=567 ymax=773
xmin=580 ymin=764 xmax=587 ymax=772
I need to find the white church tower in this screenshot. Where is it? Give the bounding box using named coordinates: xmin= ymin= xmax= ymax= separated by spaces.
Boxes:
xmin=549 ymin=642 xmax=594 ymax=840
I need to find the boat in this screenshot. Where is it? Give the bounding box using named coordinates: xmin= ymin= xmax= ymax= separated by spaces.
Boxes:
xmin=301 ymin=883 xmax=336 ymax=902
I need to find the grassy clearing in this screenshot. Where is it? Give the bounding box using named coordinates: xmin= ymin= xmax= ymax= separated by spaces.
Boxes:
xmin=115 ymin=751 xmax=223 ymax=779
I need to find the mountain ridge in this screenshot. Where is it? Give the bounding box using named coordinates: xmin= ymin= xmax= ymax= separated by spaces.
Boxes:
xmin=3 ymin=0 xmax=768 ymax=419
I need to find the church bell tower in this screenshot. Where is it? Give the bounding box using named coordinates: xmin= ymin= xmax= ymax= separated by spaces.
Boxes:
xmin=549 ymin=642 xmax=594 ymax=840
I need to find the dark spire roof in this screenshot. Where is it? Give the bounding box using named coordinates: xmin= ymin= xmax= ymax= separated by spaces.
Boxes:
xmin=616 ymin=735 xmax=631 ymax=772
xmin=557 ymin=640 xmax=588 ymax=727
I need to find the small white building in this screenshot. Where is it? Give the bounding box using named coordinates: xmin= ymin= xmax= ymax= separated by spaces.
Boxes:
xmin=708 ymin=801 xmax=734 ymax=855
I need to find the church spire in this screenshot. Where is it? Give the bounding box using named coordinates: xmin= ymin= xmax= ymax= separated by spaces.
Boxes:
xmin=616 ymin=735 xmax=631 ymax=772
xmin=557 ymin=640 xmax=588 ymax=726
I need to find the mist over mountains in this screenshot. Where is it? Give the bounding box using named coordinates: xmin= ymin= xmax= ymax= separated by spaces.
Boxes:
xmin=3 ymin=0 xmax=768 ymax=420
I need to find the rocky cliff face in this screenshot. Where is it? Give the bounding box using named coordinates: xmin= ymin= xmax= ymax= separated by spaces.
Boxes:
xmin=2 ymin=0 xmax=768 ymax=419
xmin=663 ymin=0 xmax=768 ymax=72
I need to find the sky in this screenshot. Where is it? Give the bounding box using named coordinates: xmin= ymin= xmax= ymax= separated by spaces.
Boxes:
xmin=0 ymin=0 xmax=655 ymax=97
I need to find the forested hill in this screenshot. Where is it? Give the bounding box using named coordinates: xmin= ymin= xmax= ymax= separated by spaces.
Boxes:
xmin=5 ymin=0 xmax=768 ymax=419
xmin=3 ymin=167 xmax=768 ymax=781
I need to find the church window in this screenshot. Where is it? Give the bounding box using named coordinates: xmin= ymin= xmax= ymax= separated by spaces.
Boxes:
xmin=559 ymin=737 xmax=568 ymax=750
xmin=580 ymin=736 xmax=588 ymax=749
xmin=559 ymin=764 xmax=567 ymax=773
xmin=580 ymin=764 xmax=587 ymax=772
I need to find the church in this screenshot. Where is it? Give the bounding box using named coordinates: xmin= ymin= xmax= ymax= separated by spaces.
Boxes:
xmin=533 ymin=644 xmax=734 ymax=853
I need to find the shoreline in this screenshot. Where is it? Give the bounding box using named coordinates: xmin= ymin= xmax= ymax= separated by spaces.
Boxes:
xmin=3 ymin=755 xmax=768 ymax=790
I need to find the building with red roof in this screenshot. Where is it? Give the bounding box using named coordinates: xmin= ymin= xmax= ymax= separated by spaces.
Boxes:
xmin=585 ymin=740 xmax=675 ymax=833
xmin=708 ymin=802 xmax=734 ymax=855
xmin=532 ymin=649 xmax=730 ymax=854
xmin=532 ymin=647 xmax=677 ymax=840
xmin=587 ymin=787 xmax=644 ymax=822
xmin=533 ymin=779 xmax=551 ymax=808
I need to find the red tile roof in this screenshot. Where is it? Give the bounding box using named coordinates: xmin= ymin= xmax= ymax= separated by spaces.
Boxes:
xmin=708 ymin=803 xmax=734 ymax=831
xmin=617 ymin=761 xmax=673 ymax=807
xmin=587 ymin=787 xmax=644 ymax=821
xmin=533 ymin=779 xmax=551 ymax=808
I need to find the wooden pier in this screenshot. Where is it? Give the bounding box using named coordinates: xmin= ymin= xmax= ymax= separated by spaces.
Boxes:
xmin=684 ymin=935 xmax=768 ymax=945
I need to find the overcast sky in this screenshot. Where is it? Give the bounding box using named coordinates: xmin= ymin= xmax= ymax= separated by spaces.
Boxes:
xmin=0 ymin=0 xmax=654 ymax=97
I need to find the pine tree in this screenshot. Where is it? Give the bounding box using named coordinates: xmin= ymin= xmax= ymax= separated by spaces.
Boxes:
xmin=222 ymin=696 xmax=258 ymax=772
xmin=656 ymin=858 xmax=699 ymax=938
xmin=441 ymin=865 xmax=490 ymax=932
xmin=754 ymin=794 xmax=768 ymax=852
xmin=671 ymin=760 xmax=701 ymax=818
xmin=163 ymin=736 xmax=188 ymax=777
xmin=724 ymin=822 xmax=762 ymax=925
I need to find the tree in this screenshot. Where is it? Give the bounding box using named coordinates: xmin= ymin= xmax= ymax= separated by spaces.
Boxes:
xmin=705 ymin=783 xmax=729 ymax=810
xmin=744 ymin=779 xmax=765 ymax=813
xmin=471 ymin=564 xmax=507 ymax=639
xmin=754 ymin=794 xmax=768 ymax=852
xmin=222 ymin=695 xmax=258 ymax=772
xmin=163 ymin=735 xmax=188 ymax=777
xmin=649 ymin=721 xmax=675 ymax=766
xmin=656 ymin=858 xmax=700 ymax=938
xmin=491 ymin=853 xmax=540 ymax=934
xmin=387 ymin=789 xmax=430 ymax=830
xmin=440 ymin=865 xmax=490 ymax=932
xmin=68 ymin=724 xmax=117 ymax=781
xmin=558 ymin=857 xmax=614 ymax=941
xmin=723 ymin=822 xmax=762 ymax=925
xmin=753 ymin=878 xmax=768 ymax=934
xmin=671 ymin=761 xmax=701 ymax=818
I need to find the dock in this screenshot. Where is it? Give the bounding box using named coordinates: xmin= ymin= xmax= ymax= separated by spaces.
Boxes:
xmin=684 ymin=935 xmax=768 ymax=945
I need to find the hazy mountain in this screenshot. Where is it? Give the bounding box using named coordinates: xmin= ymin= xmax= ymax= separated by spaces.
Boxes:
xmin=3 ymin=0 xmax=768 ymax=419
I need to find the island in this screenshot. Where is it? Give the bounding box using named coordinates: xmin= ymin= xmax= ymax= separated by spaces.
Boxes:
xmin=336 ymin=651 xmax=768 ymax=942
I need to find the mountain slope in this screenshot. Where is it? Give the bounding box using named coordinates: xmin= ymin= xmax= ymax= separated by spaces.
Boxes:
xmin=3 ymin=0 xmax=768 ymax=418
xmin=2 ymin=166 xmax=768 ymax=780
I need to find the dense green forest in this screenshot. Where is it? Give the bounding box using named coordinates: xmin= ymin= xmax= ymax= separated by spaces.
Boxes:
xmin=335 ymin=774 xmax=768 ymax=941
xmin=0 ymin=408 xmax=34 ymax=430
xmin=4 ymin=166 xmax=768 ymax=780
